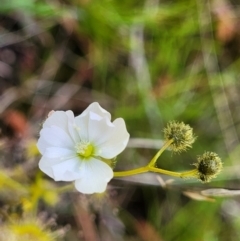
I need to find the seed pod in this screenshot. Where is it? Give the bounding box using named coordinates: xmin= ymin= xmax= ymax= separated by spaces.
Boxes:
xmin=194 ymin=152 xmax=222 ymax=182
xmin=163 ymin=121 xmax=196 ymax=153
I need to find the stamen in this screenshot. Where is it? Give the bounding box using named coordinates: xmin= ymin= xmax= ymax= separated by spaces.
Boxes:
xmin=75 ymin=141 xmax=94 ymax=158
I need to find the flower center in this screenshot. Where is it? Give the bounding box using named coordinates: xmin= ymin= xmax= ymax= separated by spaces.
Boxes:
xmin=75 ymin=141 xmax=94 ymax=158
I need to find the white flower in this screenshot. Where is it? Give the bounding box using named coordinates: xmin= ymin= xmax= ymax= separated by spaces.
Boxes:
xmin=37 ymin=102 xmax=130 ymax=194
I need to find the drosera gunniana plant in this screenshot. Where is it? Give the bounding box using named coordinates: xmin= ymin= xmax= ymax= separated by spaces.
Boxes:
xmin=37 ymin=103 xmax=223 ymax=195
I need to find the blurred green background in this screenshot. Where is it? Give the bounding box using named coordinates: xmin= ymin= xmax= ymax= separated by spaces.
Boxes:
xmin=1 ymin=0 xmax=240 ymax=240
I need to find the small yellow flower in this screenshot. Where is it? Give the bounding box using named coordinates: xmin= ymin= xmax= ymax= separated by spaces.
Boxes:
xmin=0 ymin=216 xmax=61 ymax=241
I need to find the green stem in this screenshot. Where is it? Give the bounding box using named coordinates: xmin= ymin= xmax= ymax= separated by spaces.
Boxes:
xmin=114 ymin=165 xmax=199 ymax=179
xmin=148 ymin=139 xmax=173 ymax=167
xmin=180 ymin=169 xmax=198 ymax=178
xmin=148 ymin=166 xmax=182 ymax=177
xmin=114 ymin=166 xmax=148 ymax=177
xmin=114 ymin=140 xmax=198 ymax=180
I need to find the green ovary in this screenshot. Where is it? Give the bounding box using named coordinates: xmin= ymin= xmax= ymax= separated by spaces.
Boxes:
xmin=75 ymin=141 xmax=94 ymax=158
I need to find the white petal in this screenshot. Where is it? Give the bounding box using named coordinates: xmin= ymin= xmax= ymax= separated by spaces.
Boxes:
xmin=74 ymin=111 xmax=104 ymax=140
xmin=88 ymin=116 xmax=114 ymax=143
xmin=74 ymin=103 xmax=113 ymax=141
xmin=80 ymin=102 xmax=111 ymax=120
xmin=39 ymin=156 xmax=82 ymax=181
xmin=74 ymin=113 xmax=90 ymax=141
xmin=44 ymin=147 xmax=75 ymax=158
xmin=37 ymin=137 xmax=49 ymax=155
xmin=43 ymin=110 xmax=73 ymax=129
xmin=38 ymin=126 xmax=74 ymax=154
xmin=74 ymin=158 xmax=113 ymax=194
xmin=66 ymin=111 xmax=81 ymax=143
xmin=94 ymin=118 xmax=130 ymax=159
xmin=43 ymin=110 xmax=80 ymax=143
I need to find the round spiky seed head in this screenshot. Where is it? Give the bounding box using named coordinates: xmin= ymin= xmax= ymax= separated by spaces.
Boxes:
xmin=194 ymin=152 xmax=222 ymax=183
xmin=163 ymin=121 xmax=196 ymax=153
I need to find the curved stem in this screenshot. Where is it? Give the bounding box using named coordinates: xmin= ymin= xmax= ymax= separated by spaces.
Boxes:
xmin=114 ymin=165 xmax=199 ymax=180
xmin=114 ymin=140 xmax=174 ymax=177
xmin=148 ymin=139 xmax=173 ymax=167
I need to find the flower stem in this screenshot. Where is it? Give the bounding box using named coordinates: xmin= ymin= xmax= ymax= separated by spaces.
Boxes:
xmin=113 ymin=166 xmax=199 ymax=179
xmin=148 ymin=166 xmax=182 ymax=177
xmin=148 ymin=139 xmax=173 ymax=167
xmin=114 ymin=166 xmax=148 ymax=177
xmin=180 ymin=169 xmax=198 ymax=178
xmin=113 ymin=140 xmax=199 ymax=180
